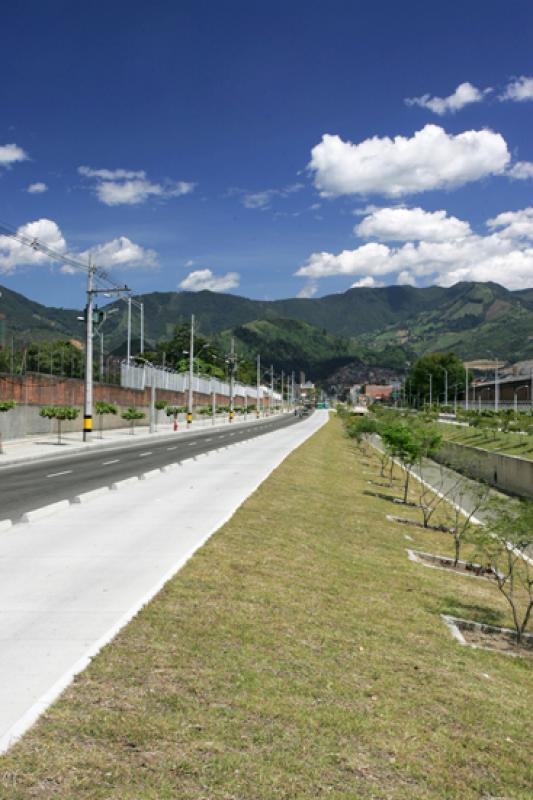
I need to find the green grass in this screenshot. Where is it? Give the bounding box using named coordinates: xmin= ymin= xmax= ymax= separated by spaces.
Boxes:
xmin=1 ymin=418 xmax=532 ymax=799
xmin=440 ymin=421 xmax=533 ymax=460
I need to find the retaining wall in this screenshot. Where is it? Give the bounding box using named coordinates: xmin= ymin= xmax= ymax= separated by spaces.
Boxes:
xmin=0 ymin=373 xmax=252 ymax=441
xmin=434 ymin=440 xmax=533 ymax=500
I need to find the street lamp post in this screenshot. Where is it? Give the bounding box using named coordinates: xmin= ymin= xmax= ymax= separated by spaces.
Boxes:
xmin=187 ymin=314 xmax=194 ymax=426
xmin=256 ymin=354 xmax=261 ymax=418
xmin=429 ymin=373 xmax=433 ymax=406
xmin=270 ymin=365 xmax=274 ymax=414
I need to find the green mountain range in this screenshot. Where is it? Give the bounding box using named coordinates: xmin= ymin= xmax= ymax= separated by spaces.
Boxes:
xmin=1 ymin=281 xmax=532 ymax=381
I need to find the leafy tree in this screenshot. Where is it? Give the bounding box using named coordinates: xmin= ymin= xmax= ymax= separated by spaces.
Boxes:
xmin=0 ymin=399 xmax=16 ymax=454
xmin=381 ymin=422 xmax=422 ymax=503
xmin=40 ymin=405 xmax=80 ymax=445
xmin=95 ymin=401 xmax=118 ymax=439
xmin=154 ymin=399 xmax=167 ymax=429
xmin=121 ymin=407 xmax=145 ymax=435
xmin=473 ymin=499 xmax=533 ymax=644
xmin=409 ymin=352 xmax=465 ymax=407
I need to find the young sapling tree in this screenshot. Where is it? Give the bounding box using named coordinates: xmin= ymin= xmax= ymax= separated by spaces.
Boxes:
xmin=95 ymin=401 xmax=117 ymax=439
xmin=40 ymin=405 xmax=80 ymax=445
xmin=121 ymin=407 xmax=145 ymax=435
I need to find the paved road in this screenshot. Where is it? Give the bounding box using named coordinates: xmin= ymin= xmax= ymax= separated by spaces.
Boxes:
xmin=0 ymin=414 xmax=304 ymax=523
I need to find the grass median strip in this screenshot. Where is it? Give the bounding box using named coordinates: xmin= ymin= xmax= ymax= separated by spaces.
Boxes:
xmin=1 ymin=417 xmax=532 ymax=799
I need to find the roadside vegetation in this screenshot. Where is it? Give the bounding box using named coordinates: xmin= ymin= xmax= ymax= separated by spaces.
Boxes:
xmin=1 ymin=416 xmax=532 ymax=799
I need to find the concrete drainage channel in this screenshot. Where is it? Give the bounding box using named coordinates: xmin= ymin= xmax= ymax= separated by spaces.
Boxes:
xmin=0 ymin=446 xmax=243 ymax=531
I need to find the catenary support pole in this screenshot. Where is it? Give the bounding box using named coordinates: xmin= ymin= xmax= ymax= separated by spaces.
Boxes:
xmin=187 ymin=314 xmax=194 ymax=426
xmin=83 ymin=262 xmax=95 ymax=441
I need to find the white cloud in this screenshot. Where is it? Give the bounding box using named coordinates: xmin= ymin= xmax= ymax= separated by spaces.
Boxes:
xmin=185 ymin=259 xmax=196 ymax=267
xmin=0 ymin=219 xmax=66 ymax=273
xmin=355 ymin=206 xmax=471 ymax=242
xmin=507 ymin=161 xmax=533 ymax=180
xmin=500 ymin=76 xmax=533 ymax=102
xmin=308 ymin=124 xmax=510 ymax=197
xmin=0 ymin=143 xmax=28 ymax=166
xmin=405 ymin=82 xmax=490 ymax=115
xmin=26 ymin=182 xmax=48 ymax=194
xmin=179 ymin=268 xmax=240 ymax=292
xmin=79 ymin=236 xmax=158 ymax=270
xmin=78 ymin=165 xmax=196 ymax=206
xmin=351 ymin=276 xmax=384 ymax=288
xmin=296 ymin=206 xmax=533 ymax=290
xmin=397 ymin=270 xmax=417 ymax=286
xmin=297 ymin=281 xmax=319 ymax=298
xmin=240 ymin=183 xmax=304 ymax=210
xmin=0 ymin=218 xmax=158 ymax=275
xmin=486 ymin=208 xmax=533 ymax=240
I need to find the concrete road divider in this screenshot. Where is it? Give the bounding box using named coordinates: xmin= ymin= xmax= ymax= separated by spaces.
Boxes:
xmin=72 ymin=487 xmax=110 ymax=504
xmin=111 ymin=477 xmax=140 ymax=491
xmin=21 ymin=500 xmax=70 ymax=524
xmin=140 ymin=469 xmax=161 ymax=481
xmin=161 ymin=463 xmax=179 ymax=473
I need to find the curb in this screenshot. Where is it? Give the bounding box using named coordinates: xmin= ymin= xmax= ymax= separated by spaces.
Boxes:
xmin=111 ymin=477 xmax=140 ymax=491
xmin=140 ymin=469 xmax=162 ymax=481
xmin=72 ymin=487 xmax=110 ymax=504
xmin=21 ymin=500 xmax=70 ymax=524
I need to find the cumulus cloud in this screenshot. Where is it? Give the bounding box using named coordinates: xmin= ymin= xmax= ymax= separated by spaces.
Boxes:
xmin=500 ymin=76 xmax=533 ymax=102
xmin=79 ymin=236 xmax=158 ymax=270
xmin=308 ymin=124 xmax=510 ymax=197
xmin=296 ymin=206 xmax=533 ymax=290
xmin=297 ymin=281 xmax=319 ymax=298
xmin=0 ymin=218 xmax=158 ymax=274
xmin=0 ymin=143 xmax=28 ymax=166
xmin=78 ymin=165 xmax=196 ymax=206
xmin=26 ymin=182 xmax=48 ymax=194
xmin=405 ymin=82 xmax=490 ymax=115
xmin=355 ymin=206 xmax=471 ymax=242
xmin=507 ymin=161 xmax=533 ymax=180
xmin=0 ymin=219 xmax=66 ymax=273
xmin=351 ymin=276 xmax=384 ymax=288
xmin=179 ymin=268 xmax=240 ymax=292
xmin=486 ymin=208 xmax=533 ymax=240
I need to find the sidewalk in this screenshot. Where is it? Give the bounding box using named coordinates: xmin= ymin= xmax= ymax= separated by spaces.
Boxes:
xmin=0 ymin=411 xmax=289 ymax=467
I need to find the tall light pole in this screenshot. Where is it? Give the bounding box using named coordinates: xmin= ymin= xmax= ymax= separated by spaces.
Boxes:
xmin=495 ymin=362 xmax=499 ymax=412
xmin=429 ymin=373 xmax=433 ymax=406
xmin=140 ymin=301 xmax=144 ymax=355
xmin=256 ymin=354 xmax=261 ymax=418
xmin=187 ymin=314 xmax=194 ymax=426
xmin=514 ymin=385 xmax=529 ymax=415
xmin=443 ymin=367 xmax=448 ymax=406
xmin=126 ymin=296 xmax=132 ymax=362
xmin=465 ymin=364 xmax=469 ymax=410
xmin=228 ymin=337 xmax=235 ymax=422
xmin=270 ymin=365 xmax=274 ymax=415
xmin=83 ymin=263 xmax=96 ymax=441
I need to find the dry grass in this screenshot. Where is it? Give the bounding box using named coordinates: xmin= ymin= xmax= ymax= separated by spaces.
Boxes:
xmin=1 ymin=417 xmax=532 ymax=799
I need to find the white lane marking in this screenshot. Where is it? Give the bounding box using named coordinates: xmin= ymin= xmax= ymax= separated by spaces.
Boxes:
xmin=187 ymin=443 xmax=195 ymax=446
xmin=139 ymin=452 xmax=152 ymax=457
xmin=205 ymin=438 xmax=212 ymax=442
xmin=46 ymin=470 xmax=72 ymax=478
xmin=166 ymin=446 xmax=177 ymax=451
xmin=102 ymin=459 xmax=119 ymax=465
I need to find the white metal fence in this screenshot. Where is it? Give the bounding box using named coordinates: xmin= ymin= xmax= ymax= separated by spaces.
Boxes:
xmin=120 ymin=363 xmax=281 ymax=401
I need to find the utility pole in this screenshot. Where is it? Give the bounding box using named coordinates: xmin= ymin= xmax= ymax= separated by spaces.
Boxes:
xmin=83 ymin=263 xmax=96 ymax=441
xmin=495 ymin=362 xmax=499 ymax=412
xmin=256 ymin=354 xmax=261 ymax=418
xmin=187 ymin=314 xmax=194 ymax=426
xmin=140 ymin=301 xmax=144 ymax=355
xmin=127 ymin=296 xmax=132 ymax=362
xmin=211 ymin=377 xmax=216 ymax=425
xmin=228 ymin=337 xmax=235 ymax=422
xmin=465 ymin=364 xmax=469 ymax=410
xmin=270 ymin=365 xmax=274 ymax=415
xmin=444 ymin=368 xmax=448 ymax=406
xmin=281 ymin=370 xmax=284 ymax=412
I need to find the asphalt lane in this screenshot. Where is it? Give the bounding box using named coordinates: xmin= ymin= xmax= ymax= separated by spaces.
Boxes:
xmin=0 ymin=414 xmax=304 ymax=523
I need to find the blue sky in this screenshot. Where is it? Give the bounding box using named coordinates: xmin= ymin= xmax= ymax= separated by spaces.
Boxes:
xmin=1 ymin=0 xmax=533 ymax=308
